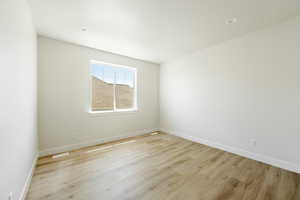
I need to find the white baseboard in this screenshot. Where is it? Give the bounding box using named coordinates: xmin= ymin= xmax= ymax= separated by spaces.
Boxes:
xmin=161 ymin=128 xmax=300 ymax=174
xmin=39 ymin=128 xmax=159 ymax=157
xmin=19 ymin=153 xmax=38 ymax=200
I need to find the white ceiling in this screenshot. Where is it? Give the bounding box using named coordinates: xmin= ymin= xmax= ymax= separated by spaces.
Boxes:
xmin=28 ymin=0 xmax=300 ymax=64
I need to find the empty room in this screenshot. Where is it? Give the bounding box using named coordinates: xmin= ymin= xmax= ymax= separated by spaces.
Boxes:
xmin=2 ymin=0 xmax=300 ymax=199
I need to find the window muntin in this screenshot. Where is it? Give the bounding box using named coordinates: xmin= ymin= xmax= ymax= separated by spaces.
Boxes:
xmin=90 ymin=61 xmax=137 ymax=112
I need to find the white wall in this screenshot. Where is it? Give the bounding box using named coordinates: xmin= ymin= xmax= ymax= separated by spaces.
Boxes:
xmin=160 ymin=16 xmax=300 ymax=172
xmin=0 ymin=0 xmax=38 ymax=199
xmin=38 ymin=36 xmax=160 ymax=155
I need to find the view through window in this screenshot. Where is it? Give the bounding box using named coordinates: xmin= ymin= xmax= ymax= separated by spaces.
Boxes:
xmin=90 ymin=61 xmax=136 ymax=112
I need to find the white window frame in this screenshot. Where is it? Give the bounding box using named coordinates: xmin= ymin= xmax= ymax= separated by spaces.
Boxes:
xmin=89 ymin=60 xmax=138 ymax=114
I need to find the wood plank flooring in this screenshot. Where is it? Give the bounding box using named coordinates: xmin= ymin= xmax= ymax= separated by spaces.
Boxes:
xmin=26 ymin=132 xmax=300 ymax=200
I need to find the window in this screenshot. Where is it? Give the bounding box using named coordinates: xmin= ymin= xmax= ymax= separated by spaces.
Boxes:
xmin=90 ymin=61 xmax=137 ymax=112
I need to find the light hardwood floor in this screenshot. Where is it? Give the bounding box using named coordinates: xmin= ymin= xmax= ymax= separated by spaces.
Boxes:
xmin=26 ymin=132 xmax=300 ymax=200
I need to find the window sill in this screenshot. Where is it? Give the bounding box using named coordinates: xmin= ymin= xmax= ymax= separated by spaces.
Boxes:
xmin=88 ymin=109 xmax=138 ymax=117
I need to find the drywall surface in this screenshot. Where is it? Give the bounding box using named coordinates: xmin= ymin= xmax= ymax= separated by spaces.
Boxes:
xmin=160 ymin=17 xmax=300 ymax=171
xmin=0 ymin=0 xmax=38 ymax=199
xmin=38 ymin=36 xmax=159 ymax=155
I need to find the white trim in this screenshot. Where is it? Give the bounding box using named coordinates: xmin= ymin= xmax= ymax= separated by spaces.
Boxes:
xmin=88 ymin=109 xmax=138 ymax=116
xmin=113 ymin=71 xmax=117 ymax=111
xmin=161 ymin=128 xmax=300 ymax=174
xmin=19 ymin=153 xmax=38 ymax=200
xmin=39 ymin=128 xmax=159 ymax=157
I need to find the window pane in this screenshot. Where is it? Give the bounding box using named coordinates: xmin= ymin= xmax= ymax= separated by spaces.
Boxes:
xmin=91 ymin=64 xmax=114 ymax=111
xmin=115 ymin=68 xmax=135 ymax=109
xmin=90 ymin=62 xmax=136 ymax=112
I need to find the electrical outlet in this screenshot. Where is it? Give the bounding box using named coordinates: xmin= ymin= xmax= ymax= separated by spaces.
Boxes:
xmin=8 ymin=192 xmax=13 ymax=200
